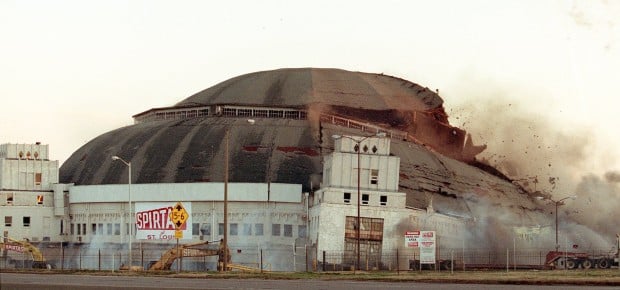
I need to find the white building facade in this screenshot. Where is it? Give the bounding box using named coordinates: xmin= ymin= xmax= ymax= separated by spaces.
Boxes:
xmin=308 ymin=136 xmax=466 ymax=269
xmin=0 ymin=143 xmax=65 ymax=242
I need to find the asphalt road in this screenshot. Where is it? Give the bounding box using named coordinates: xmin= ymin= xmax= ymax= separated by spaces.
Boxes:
xmin=1 ymin=273 xmax=619 ymax=290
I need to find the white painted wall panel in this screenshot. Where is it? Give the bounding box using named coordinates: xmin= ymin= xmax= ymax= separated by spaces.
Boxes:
xmin=70 ymin=182 xmax=301 ymax=203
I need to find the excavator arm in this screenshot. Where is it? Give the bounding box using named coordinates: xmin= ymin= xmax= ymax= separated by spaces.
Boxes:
xmin=148 ymin=241 xmax=221 ymax=271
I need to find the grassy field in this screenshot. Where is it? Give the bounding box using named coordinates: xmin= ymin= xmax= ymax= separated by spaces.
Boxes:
xmin=4 ymin=269 xmax=620 ymax=285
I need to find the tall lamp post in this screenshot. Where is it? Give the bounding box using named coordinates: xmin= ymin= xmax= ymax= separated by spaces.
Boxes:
xmin=538 ymin=194 xmax=577 ymax=251
xmin=223 ymin=128 xmax=229 ymax=272
xmin=112 ymin=155 xmax=132 ymax=267
xmin=332 ymin=133 xmax=384 ymax=271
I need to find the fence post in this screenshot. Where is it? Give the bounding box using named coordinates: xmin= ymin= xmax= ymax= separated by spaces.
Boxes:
xmin=396 ymin=248 xmax=399 ymax=275
xmin=260 ymin=249 xmax=263 ymax=274
xmin=315 ymin=244 xmax=318 ymax=272
xmin=305 ymin=244 xmax=308 ymax=272
xmin=322 ymin=251 xmax=326 ymax=272
xmin=506 ymin=248 xmax=509 ymax=272
xmin=98 ymin=249 xmax=101 ymax=271
xmin=61 ymin=243 xmax=64 ymax=270
xmin=79 ymin=249 xmax=82 ymax=270
xmin=539 ymin=251 xmax=542 ymax=267
xmin=141 ymin=248 xmax=144 ymax=270
xmin=451 ymin=250 xmax=453 ymax=274
xmin=513 ymin=237 xmax=516 ymax=271
xmin=462 ymin=239 xmax=465 ymax=271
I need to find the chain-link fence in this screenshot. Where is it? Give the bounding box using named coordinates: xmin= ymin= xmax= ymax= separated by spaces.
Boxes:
xmin=1 ymin=244 xmax=617 ymax=272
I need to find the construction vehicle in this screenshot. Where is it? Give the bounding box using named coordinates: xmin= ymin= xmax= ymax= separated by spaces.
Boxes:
xmin=146 ymin=240 xmax=228 ymax=271
xmin=143 ymin=240 xmax=265 ymax=272
xmin=545 ymin=234 xmax=620 ymax=269
xmin=1 ymin=237 xmax=49 ymax=269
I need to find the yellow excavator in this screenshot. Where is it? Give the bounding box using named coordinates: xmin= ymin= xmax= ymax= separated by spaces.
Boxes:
xmin=1 ymin=237 xmax=49 ymax=269
xmin=146 ymin=240 xmax=228 ymax=271
xmin=144 ymin=240 xmax=266 ymax=272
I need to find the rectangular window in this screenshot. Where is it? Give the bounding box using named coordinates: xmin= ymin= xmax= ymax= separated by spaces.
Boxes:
xmin=60 ymin=220 xmax=64 ymax=234
xmin=362 ymin=194 xmax=369 ymax=205
xmin=200 ymin=223 xmax=211 ymax=236
xmin=238 ymin=109 xmax=252 ymax=116
xmin=82 ymin=224 xmax=86 ymax=236
xmin=5 ymin=216 xmax=12 ymax=227
xmin=255 ymin=223 xmax=264 ymax=236
xmin=114 ymin=223 xmax=120 ymax=235
xmin=106 ymin=223 xmax=112 ymax=235
xmin=243 ymin=223 xmax=252 ymax=236
xmin=284 ymin=111 xmax=299 ymax=119
xmin=70 ymin=223 xmax=75 ymax=235
xmin=37 ymin=195 xmax=44 ymax=205
xmin=380 ymin=195 xmax=388 ymax=206
xmin=218 ymin=223 xmax=225 ymax=235
xmin=222 ymin=107 xmax=236 ymax=116
xmin=269 ymin=110 xmax=284 ymax=118
xmin=298 ymin=225 xmax=307 ymax=238
xmin=92 ymin=223 xmax=97 ymax=235
xmin=35 ymin=173 xmax=42 ymax=185
xmin=192 ymin=223 xmax=200 ymax=235
xmin=343 ymin=192 xmax=351 ymax=204
xmin=230 ymin=223 xmax=238 ymax=236
xmin=97 ymin=223 xmax=103 ymax=235
xmin=345 ymin=216 xmax=385 ymax=240
xmin=254 ymin=110 xmax=268 ymax=117
xmin=7 ymin=193 xmax=13 ymax=205
xmin=272 ymin=223 xmax=281 ymax=236
xmin=283 ymin=224 xmax=293 ymax=237
xmin=77 ymin=223 xmax=81 ymax=235
xmin=23 ymin=216 xmax=31 ymax=227
xmin=370 ymin=169 xmax=379 ymax=185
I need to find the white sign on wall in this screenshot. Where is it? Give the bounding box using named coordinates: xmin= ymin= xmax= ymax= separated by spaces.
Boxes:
xmin=404 ymin=230 xmax=436 ymax=264
xmin=135 ymin=202 xmax=192 ymax=240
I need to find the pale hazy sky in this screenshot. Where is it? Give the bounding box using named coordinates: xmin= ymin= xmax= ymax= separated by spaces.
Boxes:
xmin=1 ymin=0 xmax=619 ymax=184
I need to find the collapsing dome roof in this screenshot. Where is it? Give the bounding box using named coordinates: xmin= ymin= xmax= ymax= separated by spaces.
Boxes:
xmin=60 ymin=67 xmax=540 ymax=221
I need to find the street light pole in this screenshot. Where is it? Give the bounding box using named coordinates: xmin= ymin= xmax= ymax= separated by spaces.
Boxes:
xmin=555 ymin=201 xmax=559 ymax=251
xmin=356 ymin=142 xmax=361 ymax=271
xmin=112 ymin=155 xmax=132 ymax=267
xmin=538 ymin=195 xmax=577 ymax=251
xmin=223 ymin=128 xmax=229 ymax=272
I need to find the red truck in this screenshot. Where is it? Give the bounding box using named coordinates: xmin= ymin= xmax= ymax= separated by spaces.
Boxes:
xmin=545 ymin=234 xmax=620 ymax=269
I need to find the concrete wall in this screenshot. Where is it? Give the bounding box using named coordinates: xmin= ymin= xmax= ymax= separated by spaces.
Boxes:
xmin=0 ymin=198 xmax=60 ymax=242
xmin=324 ymin=152 xmax=400 ymax=192
xmin=70 ymin=182 xmax=302 ymax=203
xmin=0 ymin=159 xmax=59 ymax=191
xmin=66 ymin=182 xmax=307 ymax=246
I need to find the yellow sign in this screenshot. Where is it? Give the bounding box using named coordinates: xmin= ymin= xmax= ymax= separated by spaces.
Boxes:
xmin=174 ymin=229 xmax=183 ymax=239
xmin=170 ymin=202 xmax=189 ymax=229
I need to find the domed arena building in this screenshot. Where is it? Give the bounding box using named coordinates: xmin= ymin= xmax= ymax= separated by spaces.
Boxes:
xmin=1 ymin=68 xmax=551 ymax=271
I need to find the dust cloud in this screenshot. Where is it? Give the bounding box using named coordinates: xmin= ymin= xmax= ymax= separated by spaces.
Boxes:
xmin=447 ymin=90 xmax=620 ymax=250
